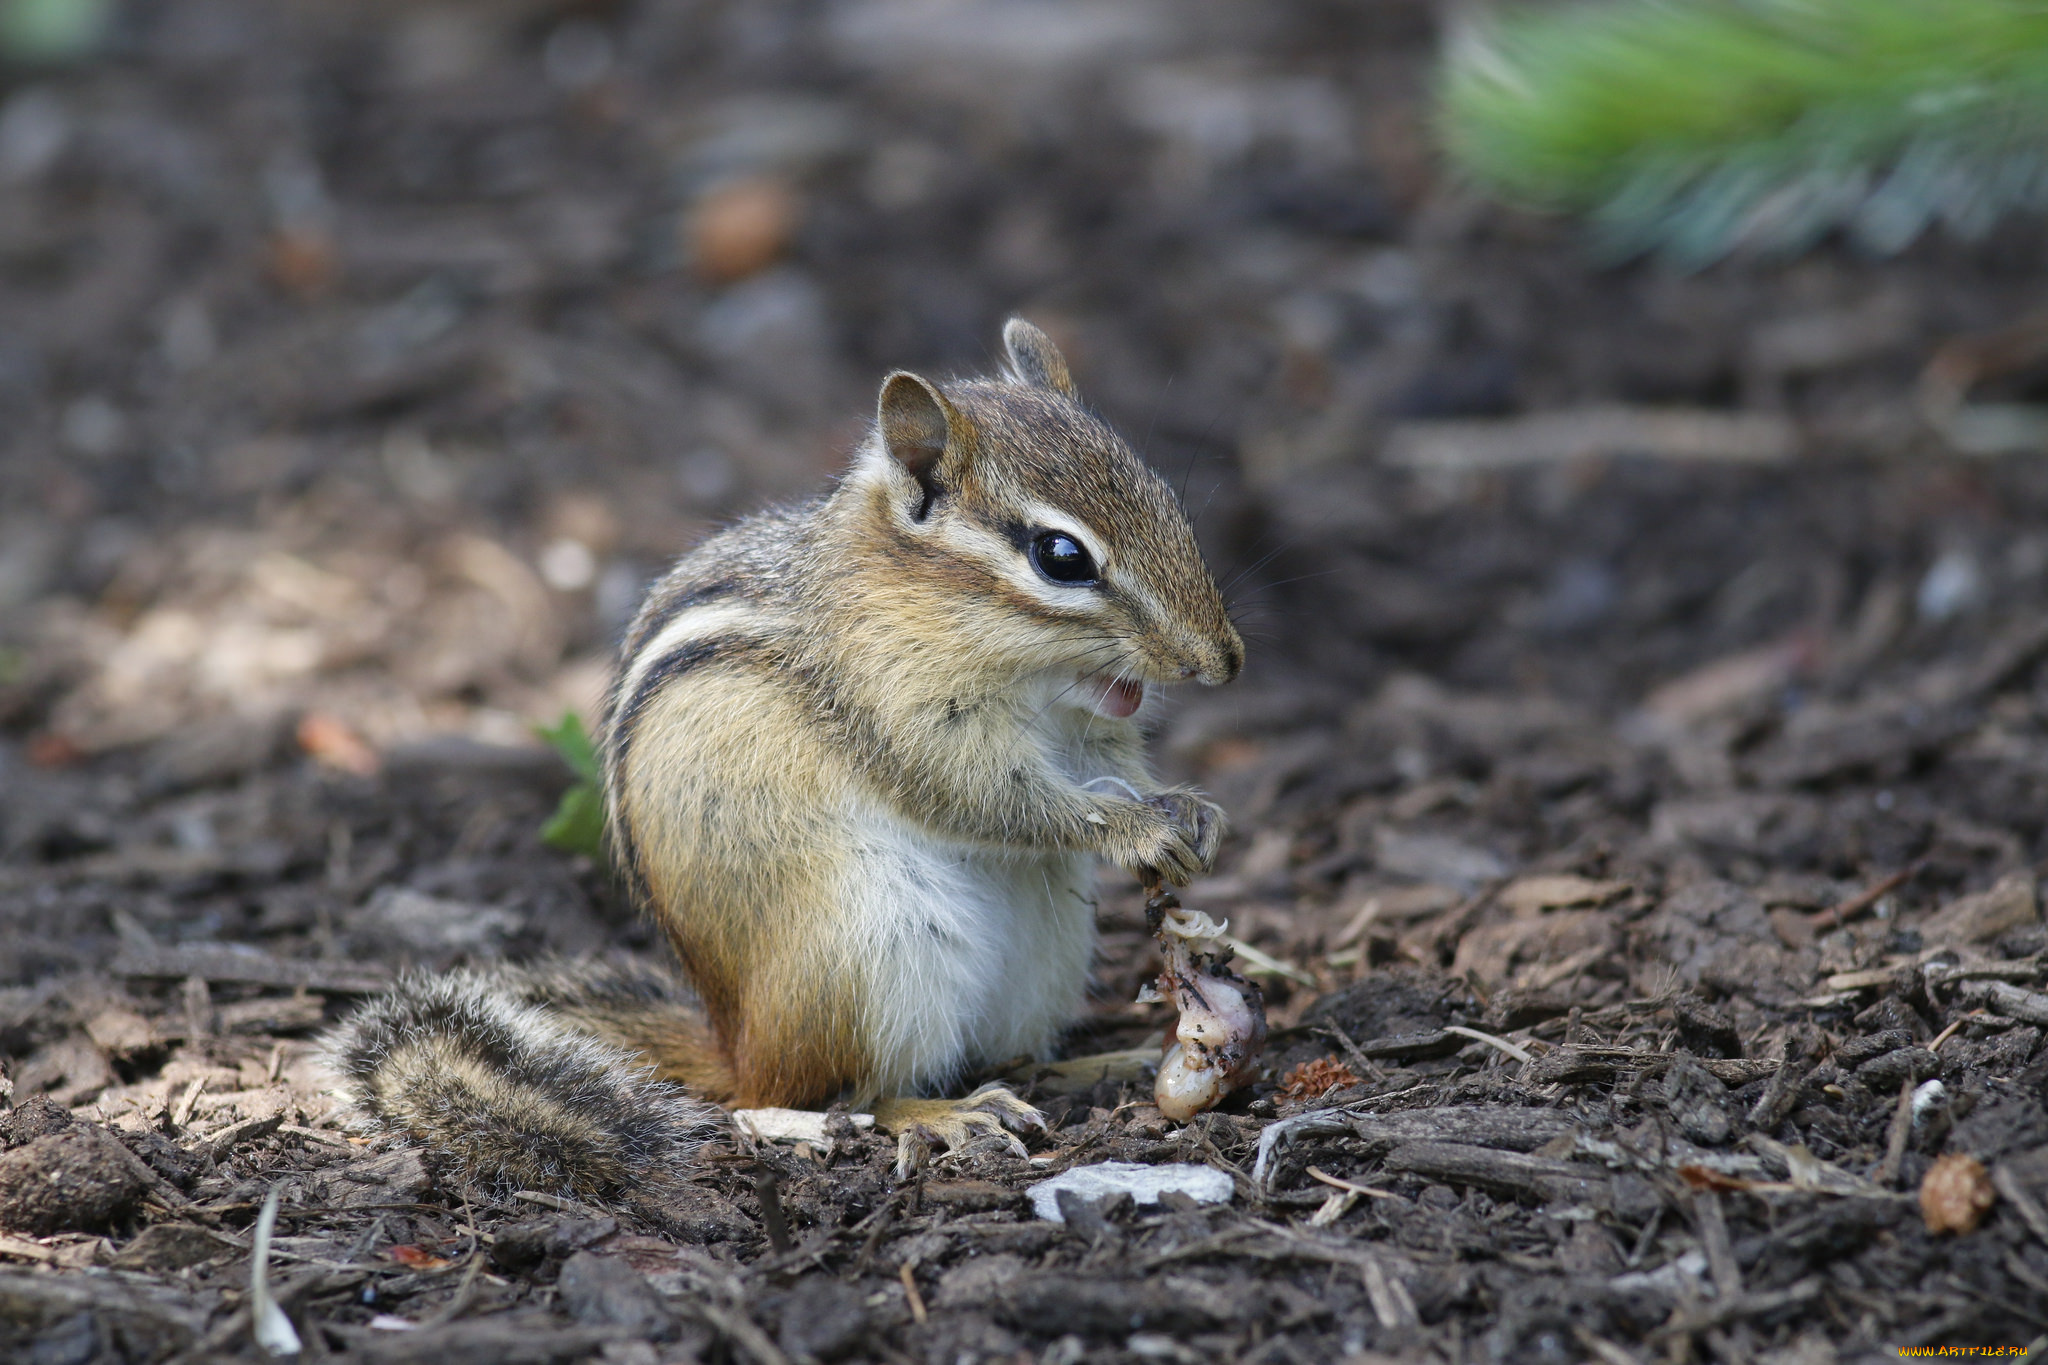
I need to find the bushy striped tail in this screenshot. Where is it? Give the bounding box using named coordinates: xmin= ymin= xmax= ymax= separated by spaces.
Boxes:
xmin=319 ymin=961 xmax=726 ymax=1205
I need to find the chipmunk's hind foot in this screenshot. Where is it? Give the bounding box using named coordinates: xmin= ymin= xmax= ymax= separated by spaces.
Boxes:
xmin=875 ymin=1083 xmax=1045 ymax=1178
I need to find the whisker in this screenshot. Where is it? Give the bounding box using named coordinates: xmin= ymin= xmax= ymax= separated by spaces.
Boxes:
xmin=1218 ymin=538 xmax=1299 ymax=599
xmin=1231 ymin=569 xmax=1340 ymax=596
xmin=1141 ymin=374 xmax=1173 ymax=466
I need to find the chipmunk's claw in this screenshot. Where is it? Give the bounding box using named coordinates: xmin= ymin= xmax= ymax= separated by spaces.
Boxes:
xmin=875 ymin=1084 xmax=1044 ymax=1179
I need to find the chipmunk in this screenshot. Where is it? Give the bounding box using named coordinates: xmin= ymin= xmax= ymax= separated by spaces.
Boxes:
xmin=324 ymin=320 xmax=1243 ymax=1216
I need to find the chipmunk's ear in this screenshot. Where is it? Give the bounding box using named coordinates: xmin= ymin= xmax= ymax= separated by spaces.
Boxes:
xmin=1002 ymin=318 xmax=1076 ymax=398
xmin=878 ymin=371 xmax=969 ymax=518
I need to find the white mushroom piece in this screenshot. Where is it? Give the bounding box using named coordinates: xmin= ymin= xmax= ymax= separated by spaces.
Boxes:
xmin=1140 ymin=884 xmax=1267 ymax=1121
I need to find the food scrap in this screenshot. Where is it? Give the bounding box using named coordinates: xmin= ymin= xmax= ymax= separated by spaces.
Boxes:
xmin=1143 ymin=881 xmax=1267 ymax=1121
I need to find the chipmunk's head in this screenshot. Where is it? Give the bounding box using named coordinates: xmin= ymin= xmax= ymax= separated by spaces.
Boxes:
xmin=851 ymin=318 xmax=1242 ymax=715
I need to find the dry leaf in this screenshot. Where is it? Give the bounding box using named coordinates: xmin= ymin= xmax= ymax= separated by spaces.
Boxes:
xmin=1920 ymin=1154 xmax=1996 ymax=1235
xmin=296 ymin=713 xmax=379 ymax=776
xmin=688 ymin=177 xmax=797 ymax=283
xmin=26 ymin=733 xmax=81 ymax=768
xmin=267 ymin=229 xmax=337 ymax=299
xmin=1279 ymin=1057 xmax=1361 ymax=1101
xmin=251 ymin=1184 xmax=302 ymax=1356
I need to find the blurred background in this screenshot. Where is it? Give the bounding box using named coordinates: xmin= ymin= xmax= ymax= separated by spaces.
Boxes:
xmin=6 ymin=0 xmax=2048 ymax=751
xmin=9 ymin=0 xmax=2048 ymax=977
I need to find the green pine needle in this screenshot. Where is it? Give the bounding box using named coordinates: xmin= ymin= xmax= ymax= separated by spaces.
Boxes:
xmin=0 ymin=0 xmax=112 ymax=63
xmin=1437 ymin=0 xmax=2048 ymax=266
xmin=536 ymin=710 xmax=607 ymax=861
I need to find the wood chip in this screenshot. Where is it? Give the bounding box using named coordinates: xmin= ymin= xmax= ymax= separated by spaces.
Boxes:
xmin=0 ymin=1235 xmax=59 ymax=1263
xmin=112 ymin=946 xmax=389 ymax=995
xmin=197 ymin=1114 xmax=285 ymax=1159
xmin=1381 ymin=1141 xmax=1612 ymax=1209
xmin=1957 ymin=979 xmax=2048 ymax=1026
xmin=171 ymin=1076 xmax=206 ymax=1130
xmin=1384 ymin=406 xmax=1797 ymax=471
xmin=729 ymin=1108 xmax=874 ymax=1145
xmin=1822 ymin=968 xmax=1897 ymax=993
xmin=1496 ymin=875 xmax=1630 ymax=915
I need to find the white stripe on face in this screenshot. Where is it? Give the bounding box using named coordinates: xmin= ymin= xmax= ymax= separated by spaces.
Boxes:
xmin=1012 ymin=497 xmax=1184 ymax=646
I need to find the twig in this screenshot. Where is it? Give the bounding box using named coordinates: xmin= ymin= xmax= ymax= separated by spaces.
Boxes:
xmin=343 ymin=1215 xmax=386 ymax=1264
xmin=1652 ymin=1279 xmax=1821 ymax=1339
xmin=1311 ymin=1024 xmax=1384 ymax=1083
xmin=1576 ymin=1327 xmax=1646 ymax=1365
xmin=898 ymin=1259 xmax=928 ymax=1325
xmin=91 ymin=1127 xmax=201 ymax=1215
xmin=1304 ymin=1167 xmax=1400 ymax=1200
xmin=0 ymin=1235 xmax=58 ymax=1263
xmin=1252 ymin=1112 xmax=1357 ymax=1188
xmin=688 ymin=1298 xmax=794 ymax=1365
xmin=1991 ymin=1164 xmax=2048 ymax=1249
xmin=1224 ymin=936 xmax=1317 ymax=986
xmin=1809 ymin=864 xmax=1918 ymax=934
xmin=1693 ymin=1190 xmax=1742 ymax=1298
xmin=1877 ymin=1077 xmax=1916 ymax=1188
xmin=415 ymin=1252 xmax=486 ymax=1329
xmin=1929 ymin=1016 xmax=1971 ymax=1051
xmin=754 ymin=1165 xmax=792 ymax=1255
xmin=1360 ymin=1253 xmax=1418 ymax=1329
xmin=511 ymin=1189 xmax=601 ymax=1216
xmin=1443 ymin=1025 xmax=1536 ymax=1065
xmin=850 ymin=1195 xmax=899 ymax=1276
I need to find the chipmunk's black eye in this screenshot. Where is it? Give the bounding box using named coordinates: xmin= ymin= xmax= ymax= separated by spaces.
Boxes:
xmin=1029 ymin=530 xmax=1098 ymax=585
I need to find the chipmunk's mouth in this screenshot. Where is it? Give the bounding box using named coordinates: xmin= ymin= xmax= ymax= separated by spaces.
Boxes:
xmin=1081 ymin=675 xmax=1145 ymax=719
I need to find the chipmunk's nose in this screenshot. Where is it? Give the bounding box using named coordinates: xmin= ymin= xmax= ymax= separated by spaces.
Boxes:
xmin=1180 ymin=639 xmax=1242 ymax=687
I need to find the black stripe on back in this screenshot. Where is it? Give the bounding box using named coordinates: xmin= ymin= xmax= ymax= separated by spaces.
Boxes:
xmin=606 ymin=635 xmax=742 ymax=908
xmin=625 ymin=578 xmax=743 ymax=659
xmin=620 ymin=638 xmax=729 ymax=747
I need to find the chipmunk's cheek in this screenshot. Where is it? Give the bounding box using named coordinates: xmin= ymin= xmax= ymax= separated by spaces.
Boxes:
xmin=1082 ymin=676 xmax=1144 ymax=719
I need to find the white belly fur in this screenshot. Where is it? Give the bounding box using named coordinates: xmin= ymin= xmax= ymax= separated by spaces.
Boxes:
xmin=843 ymin=813 xmax=1098 ymax=1099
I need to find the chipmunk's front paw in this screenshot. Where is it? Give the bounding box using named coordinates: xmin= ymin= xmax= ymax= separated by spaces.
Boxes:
xmin=874 ymin=1083 xmax=1045 ymax=1179
xmin=1102 ymin=788 xmax=1225 ymax=886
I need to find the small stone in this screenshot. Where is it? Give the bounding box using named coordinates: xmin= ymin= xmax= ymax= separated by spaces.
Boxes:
xmin=488 ymin=1217 xmax=617 ymax=1275
xmin=0 ymin=1128 xmax=146 ymax=1234
xmin=773 ymin=1276 xmax=869 ymax=1360
xmin=558 ymin=1251 xmax=677 ymax=1340
xmin=112 ymin=1223 xmax=229 ymax=1272
xmin=0 ymin=1095 xmax=73 ymax=1148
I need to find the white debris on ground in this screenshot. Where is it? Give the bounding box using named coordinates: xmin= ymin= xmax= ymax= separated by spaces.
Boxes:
xmin=1025 ymin=1161 xmax=1234 ymax=1221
